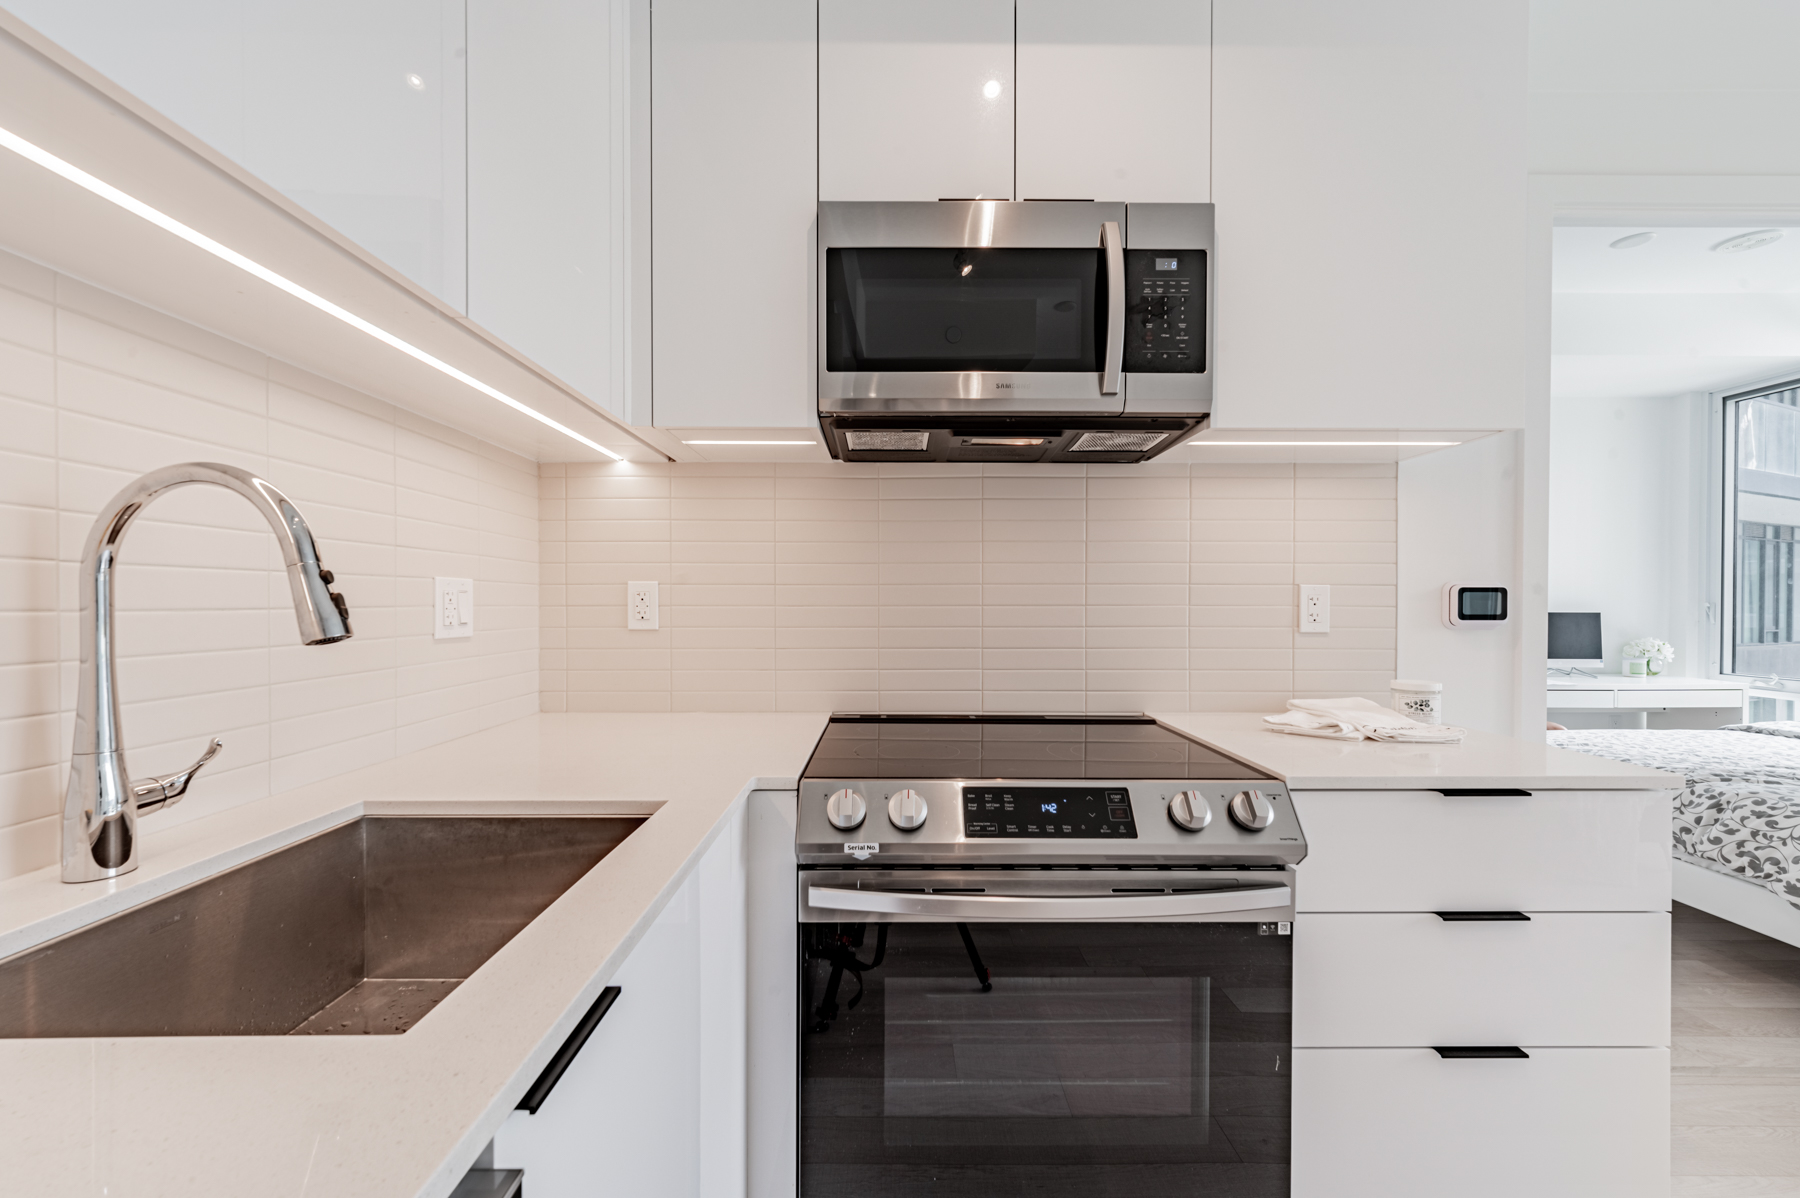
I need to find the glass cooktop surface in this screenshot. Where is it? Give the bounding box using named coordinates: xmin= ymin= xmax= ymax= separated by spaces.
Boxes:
xmin=802 ymin=714 xmax=1268 ymax=781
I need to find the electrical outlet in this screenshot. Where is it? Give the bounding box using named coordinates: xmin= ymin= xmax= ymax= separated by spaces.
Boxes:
xmin=1298 ymin=583 xmax=1330 ymax=633
xmin=434 ymin=577 xmax=474 ymax=640
xmin=628 ymin=580 xmax=659 ymax=630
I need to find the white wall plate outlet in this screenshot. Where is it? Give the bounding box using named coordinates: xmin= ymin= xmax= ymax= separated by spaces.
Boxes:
xmin=1298 ymin=583 xmax=1331 ymax=633
xmin=628 ymin=580 xmax=659 ymax=630
xmin=434 ymin=577 xmax=474 ymax=640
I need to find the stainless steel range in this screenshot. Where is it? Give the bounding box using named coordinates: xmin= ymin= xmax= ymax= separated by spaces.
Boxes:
xmin=795 ymin=714 xmax=1305 ymax=1198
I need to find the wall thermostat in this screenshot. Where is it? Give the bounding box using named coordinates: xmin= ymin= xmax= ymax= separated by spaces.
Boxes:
xmin=1443 ymin=584 xmax=1508 ymax=629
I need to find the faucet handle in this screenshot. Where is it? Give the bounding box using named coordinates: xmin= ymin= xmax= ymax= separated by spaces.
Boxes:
xmin=132 ymin=737 xmax=223 ymax=814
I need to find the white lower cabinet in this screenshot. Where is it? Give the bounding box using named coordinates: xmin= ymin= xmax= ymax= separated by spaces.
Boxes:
xmin=1292 ymin=789 xmax=1672 ymax=912
xmin=1293 ymin=912 xmax=1670 ymax=1047
xmin=492 ymin=806 xmax=748 ymax=1198
xmin=1292 ymin=1047 xmax=1671 ymax=1198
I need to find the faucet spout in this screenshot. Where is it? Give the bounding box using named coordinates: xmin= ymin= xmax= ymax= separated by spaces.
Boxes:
xmin=62 ymin=463 xmax=353 ymax=883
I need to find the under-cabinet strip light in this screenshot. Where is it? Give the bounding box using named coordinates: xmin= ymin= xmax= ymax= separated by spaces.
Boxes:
xmin=0 ymin=123 xmax=626 ymax=462
xmin=1188 ymin=440 xmax=1460 ymax=447
xmin=682 ymin=440 xmax=817 ymax=445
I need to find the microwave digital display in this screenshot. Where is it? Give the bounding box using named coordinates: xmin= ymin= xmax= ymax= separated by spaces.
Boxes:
xmin=1125 ymin=249 xmax=1206 ymax=374
xmin=1155 ymin=257 xmax=1180 ymax=271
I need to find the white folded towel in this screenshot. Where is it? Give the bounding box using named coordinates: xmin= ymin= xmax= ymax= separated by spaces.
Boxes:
xmin=1263 ymin=696 xmax=1467 ymax=743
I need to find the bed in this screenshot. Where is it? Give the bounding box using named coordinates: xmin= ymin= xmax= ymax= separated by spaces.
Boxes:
xmin=1548 ymin=723 xmax=1800 ymax=947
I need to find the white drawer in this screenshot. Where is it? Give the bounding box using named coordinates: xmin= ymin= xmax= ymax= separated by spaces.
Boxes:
xmin=1545 ymin=689 xmax=1613 ymax=709
xmin=1628 ymin=688 xmax=1743 ymax=708
xmin=1293 ymin=912 xmax=1668 ymax=1046
xmin=1290 ymin=788 xmax=1671 ymax=912
xmin=1293 ymin=1047 xmax=1669 ymax=1198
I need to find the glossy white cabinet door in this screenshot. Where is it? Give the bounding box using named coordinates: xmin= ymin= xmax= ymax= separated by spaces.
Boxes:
xmin=1290 ymin=789 xmax=1672 ymax=912
xmin=1210 ymin=0 xmax=1528 ymax=430
xmin=1293 ymin=912 xmax=1670 ymax=1047
xmin=1293 ymin=1047 xmax=1670 ymax=1198
xmin=493 ymin=809 xmax=746 ymax=1198
xmin=820 ymin=0 xmax=1015 ymax=201
xmin=653 ymin=0 xmax=816 ymax=429
xmin=1016 ymin=0 xmax=1210 ymax=203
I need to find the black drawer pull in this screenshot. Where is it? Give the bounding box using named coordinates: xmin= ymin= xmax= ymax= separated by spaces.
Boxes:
xmin=1434 ymin=788 xmax=1532 ymax=797
xmin=1433 ymin=1046 xmax=1529 ymax=1059
xmin=518 ymin=985 xmax=622 ymax=1114
xmin=1435 ymin=911 xmax=1530 ymax=921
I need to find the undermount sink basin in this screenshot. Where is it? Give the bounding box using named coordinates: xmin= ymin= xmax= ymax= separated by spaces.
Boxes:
xmin=0 ymin=816 xmax=642 ymax=1038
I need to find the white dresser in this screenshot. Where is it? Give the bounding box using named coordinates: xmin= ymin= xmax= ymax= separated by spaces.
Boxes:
xmin=1150 ymin=714 xmax=1680 ymax=1198
xmin=1547 ymin=674 xmax=1746 ymax=728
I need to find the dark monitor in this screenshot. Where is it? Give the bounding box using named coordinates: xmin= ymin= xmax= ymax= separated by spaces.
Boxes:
xmin=1548 ymin=612 xmax=1603 ymax=664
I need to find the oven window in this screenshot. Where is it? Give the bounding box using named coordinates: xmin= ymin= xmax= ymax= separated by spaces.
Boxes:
xmin=825 ymin=248 xmax=1104 ymax=373
xmin=800 ymin=921 xmax=1290 ymax=1196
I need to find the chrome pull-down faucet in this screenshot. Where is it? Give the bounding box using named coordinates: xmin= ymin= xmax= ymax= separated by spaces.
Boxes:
xmin=62 ymin=463 xmax=352 ymax=883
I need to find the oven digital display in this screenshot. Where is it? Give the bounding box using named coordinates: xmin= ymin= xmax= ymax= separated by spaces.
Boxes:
xmin=962 ymin=787 xmax=1138 ymax=838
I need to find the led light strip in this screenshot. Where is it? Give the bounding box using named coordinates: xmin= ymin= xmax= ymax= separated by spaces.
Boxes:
xmin=0 ymin=124 xmax=626 ymax=461
xmin=1188 ymin=440 xmax=1460 ymax=447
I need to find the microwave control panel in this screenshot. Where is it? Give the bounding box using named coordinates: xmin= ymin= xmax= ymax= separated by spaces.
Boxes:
xmin=962 ymin=786 xmax=1139 ymax=839
xmin=1124 ymin=249 xmax=1205 ymax=374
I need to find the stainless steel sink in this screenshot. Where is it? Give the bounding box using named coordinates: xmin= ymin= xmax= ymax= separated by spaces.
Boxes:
xmin=0 ymin=816 xmax=643 ymax=1037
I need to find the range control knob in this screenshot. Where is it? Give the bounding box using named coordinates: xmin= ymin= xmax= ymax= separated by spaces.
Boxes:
xmin=1228 ymin=789 xmax=1276 ymax=831
xmin=1168 ymin=790 xmax=1212 ymax=832
xmin=825 ymin=788 xmax=867 ymax=831
xmin=887 ymin=789 xmax=928 ymax=831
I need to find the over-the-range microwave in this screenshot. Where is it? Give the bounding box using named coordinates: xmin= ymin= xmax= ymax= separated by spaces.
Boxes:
xmin=817 ymin=200 xmax=1212 ymax=464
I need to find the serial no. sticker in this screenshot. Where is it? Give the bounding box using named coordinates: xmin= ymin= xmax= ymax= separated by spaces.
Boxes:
xmin=844 ymin=842 xmax=878 ymax=859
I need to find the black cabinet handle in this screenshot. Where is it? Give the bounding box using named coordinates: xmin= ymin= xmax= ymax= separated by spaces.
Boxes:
xmin=1434 ymin=911 xmax=1531 ymax=921
xmin=1434 ymin=788 xmax=1532 ymax=797
xmin=1433 ymin=1046 xmax=1529 ymax=1059
xmin=518 ymin=985 xmax=621 ymax=1114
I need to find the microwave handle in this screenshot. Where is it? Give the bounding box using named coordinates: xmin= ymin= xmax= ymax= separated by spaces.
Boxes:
xmin=807 ymin=883 xmax=1290 ymax=921
xmin=1101 ymin=220 xmax=1124 ymax=396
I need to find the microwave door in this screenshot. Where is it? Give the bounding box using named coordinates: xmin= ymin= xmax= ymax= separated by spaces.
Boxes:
xmin=818 ymin=201 xmax=1127 ymax=414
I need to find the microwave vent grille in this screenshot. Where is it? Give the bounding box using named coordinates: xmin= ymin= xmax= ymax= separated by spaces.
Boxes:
xmin=845 ymin=429 xmax=930 ymax=452
xmin=1069 ymin=431 xmax=1169 ymax=453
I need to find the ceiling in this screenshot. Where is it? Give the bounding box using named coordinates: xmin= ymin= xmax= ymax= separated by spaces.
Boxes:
xmin=1552 ymin=225 xmax=1800 ymax=402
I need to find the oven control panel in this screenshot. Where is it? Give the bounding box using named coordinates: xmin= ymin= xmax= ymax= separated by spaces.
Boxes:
xmin=962 ymin=786 xmax=1138 ymax=839
xmin=1124 ymin=249 xmax=1205 ymax=374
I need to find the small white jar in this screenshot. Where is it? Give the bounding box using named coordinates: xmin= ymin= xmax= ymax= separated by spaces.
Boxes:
xmin=1390 ymin=679 xmax=1443 ymax=725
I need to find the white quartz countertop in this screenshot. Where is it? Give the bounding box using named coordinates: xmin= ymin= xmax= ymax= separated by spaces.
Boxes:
xmin=1150 ymin=712 xmax=1682 ymax=790
xmin=0 ymin=712 xmax=830 ymax=1198
xmin=0 ymin=708 xmax=1678 ymax=1196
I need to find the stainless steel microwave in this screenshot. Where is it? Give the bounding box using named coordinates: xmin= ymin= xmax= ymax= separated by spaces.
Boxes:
xmin=817 ymin=200 xmax=1212 ymax=464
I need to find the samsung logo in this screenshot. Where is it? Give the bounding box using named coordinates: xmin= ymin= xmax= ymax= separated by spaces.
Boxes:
xmin=993 ymin=382 xmax=1020 ymax=390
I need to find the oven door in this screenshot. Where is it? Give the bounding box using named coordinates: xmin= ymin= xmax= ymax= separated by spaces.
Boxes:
xmin=798 ymin=869 xmax=1293 ymax=1198
xmin=819 ymin=201 xmax=1127 ymax=413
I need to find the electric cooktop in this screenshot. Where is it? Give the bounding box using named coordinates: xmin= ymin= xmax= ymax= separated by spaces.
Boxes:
xmin=795 ymin=714 xmax=1299 ymax=867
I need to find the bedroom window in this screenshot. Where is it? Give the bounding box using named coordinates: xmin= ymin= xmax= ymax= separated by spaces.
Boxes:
xmin=1728 ymin=382 xmax=1800 ymax=680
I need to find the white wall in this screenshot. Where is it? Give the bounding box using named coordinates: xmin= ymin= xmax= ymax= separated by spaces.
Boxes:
xmin=0 ymin=247 xmax=538 ymax=881
xmin=1547 ymin=394 xmax=1709 ymax=675
xmin=1397 ymin=434 xmax=1522 ymax=735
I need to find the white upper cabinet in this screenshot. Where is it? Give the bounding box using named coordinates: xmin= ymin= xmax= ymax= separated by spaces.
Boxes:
xmin=819 ymin=0 xmax=1015 ymax=202
xmin=1016 ymin=0 xmax=1211 ymax=203
xmin=1210 ymin=0 xmax=1529 ymax=431
xmin=651 ymin=0 xmax=816 ymax=429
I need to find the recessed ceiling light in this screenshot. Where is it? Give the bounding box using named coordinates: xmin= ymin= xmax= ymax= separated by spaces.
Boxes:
xmin=1608 ymin=231 xmax=1655 ymax=250
xmin=0 ymin=122 xmax=627 ymax=461
xmin=982 ymin=80 xmax=1002 ymax=99
xmin=1714 ymin=229 xmax=1784 ymax=254
xmin=681 ymin=440 xmax=817 ymax=445
xmin=406 ymin=73 xmax=426 ymax=91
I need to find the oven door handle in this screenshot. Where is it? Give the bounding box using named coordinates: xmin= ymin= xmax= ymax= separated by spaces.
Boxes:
xmin=1101 ymin=219 xmax=1125 ymax=397
xmin=807 ymin=883 xmax=1291 ymax=921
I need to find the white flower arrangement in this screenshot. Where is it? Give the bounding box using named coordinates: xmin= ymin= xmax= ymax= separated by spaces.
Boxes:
xmin=1621 ymin=637 xmax=1674 ymax=664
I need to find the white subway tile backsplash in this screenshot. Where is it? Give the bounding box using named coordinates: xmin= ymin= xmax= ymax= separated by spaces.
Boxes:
xmin=545 ymin=462 xmax=1396 ymax=715
xmin=0 ymin=249 xmax=536 ymax=882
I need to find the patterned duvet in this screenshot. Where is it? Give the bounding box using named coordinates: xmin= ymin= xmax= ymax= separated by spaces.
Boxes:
xmin=1549 ymin=726 xmax=1800 ymax=909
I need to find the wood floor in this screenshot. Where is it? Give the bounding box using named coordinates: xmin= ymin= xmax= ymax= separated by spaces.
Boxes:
xmin=1675 ymin=900 xmax=1800 ymax=1195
